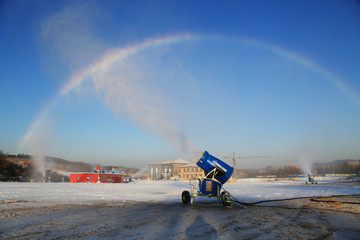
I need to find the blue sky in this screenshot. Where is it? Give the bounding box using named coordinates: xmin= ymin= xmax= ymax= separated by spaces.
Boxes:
xmin=1 ymin=0 xmax=360 ymax=169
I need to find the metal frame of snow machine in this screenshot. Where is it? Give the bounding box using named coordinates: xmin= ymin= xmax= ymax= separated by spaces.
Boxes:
xmin=182 ymin=151 xmax=233 ymax=206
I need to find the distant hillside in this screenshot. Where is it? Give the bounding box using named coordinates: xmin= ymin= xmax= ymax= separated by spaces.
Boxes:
xmin=1 ymin=152 xmax=139 ymax=182
xmin=45 ymin=157 xmax=93 ymax=173
xmin=325 ymin=159 xmax=360 ymax=165
xmin=6 ymin=157 xmax=32 ymax=167
xmin=0 ymin=154 xmax=31 ymax=181
xmin=239 ymin=159 xmax=360 ymax=178
xmin=313 ymin=159 xmax=360 ymax=175
xmin=18 ymin=156 xmax=140 ymax=174
xmin=44 ymin=157 xmax=139 ymax=174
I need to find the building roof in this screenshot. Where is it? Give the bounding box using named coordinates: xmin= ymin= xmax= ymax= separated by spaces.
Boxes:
xmin=152 ymin=158 xmax=191 ymax=165
xmin=179 ymin=163 xmax=199 ymax=168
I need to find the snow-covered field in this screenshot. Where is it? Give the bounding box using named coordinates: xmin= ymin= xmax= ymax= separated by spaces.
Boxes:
xmin=1 ymin=178 xmax=359 ymax=239
xmin=0 ymin=177 xmax=358 ymax=205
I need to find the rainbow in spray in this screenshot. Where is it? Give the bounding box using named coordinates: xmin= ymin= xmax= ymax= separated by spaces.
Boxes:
xmin=18 ymin=33 xmax=360 ymax=151
xmin=18 ymin=34 xmax=193 ymax=150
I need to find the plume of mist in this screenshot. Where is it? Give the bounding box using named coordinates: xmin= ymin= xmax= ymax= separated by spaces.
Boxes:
xmin=91 ymin=56 xmax=201 ymax=158
xmin=131 ymin=166 xmax=148 ymax=179
xmin=30 ymin=1 xmax=106 ymax=172
xmin=29 ymin=131 xmax=46 ymax=177
xmin=38 ymin=1 xmax=106 ymax=73
xmin=36 ymin=1 xmax=202 ymax=160
xmin=297 ymin=153 xmax=313 ymax=174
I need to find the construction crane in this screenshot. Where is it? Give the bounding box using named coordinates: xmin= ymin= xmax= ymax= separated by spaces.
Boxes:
xmin=224 ymin=152 xmax=268 ymax=179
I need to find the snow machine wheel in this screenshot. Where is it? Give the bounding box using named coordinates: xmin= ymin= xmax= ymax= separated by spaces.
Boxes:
xmin=182 ymin=191 xmax=191 ymax=204
xmin=221 ymin=191 xmax=231 ymax=206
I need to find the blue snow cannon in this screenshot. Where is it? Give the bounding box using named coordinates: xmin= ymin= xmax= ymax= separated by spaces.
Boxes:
xmin=182 ymin=151 xmax=234 ymax=206
xmin=306 ymin=174 xmax=318 ymax=184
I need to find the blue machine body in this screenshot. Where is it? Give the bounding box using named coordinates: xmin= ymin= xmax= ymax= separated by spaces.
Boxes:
xmin=308 ymin=174 xmax=314 ymax=183
xmin=199 ymin=178 xmax=222 ymax=195
xmin=196 ymin=151 xmax=234 ymax=185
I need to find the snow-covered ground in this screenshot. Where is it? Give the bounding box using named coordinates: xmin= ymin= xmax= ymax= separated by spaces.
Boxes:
xmin=0 ymin=177 xmax=358 ymax=205
xmin=1 ymin=178 xmax=359 ymax=239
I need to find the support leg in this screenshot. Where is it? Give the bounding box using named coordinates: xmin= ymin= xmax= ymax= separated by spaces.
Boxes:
xmin=191 ymin=184 xmax=194 ymax=204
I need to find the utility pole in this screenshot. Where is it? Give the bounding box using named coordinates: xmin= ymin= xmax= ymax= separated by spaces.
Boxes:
xmin=224 ymin=153 xmax=268 ymax=179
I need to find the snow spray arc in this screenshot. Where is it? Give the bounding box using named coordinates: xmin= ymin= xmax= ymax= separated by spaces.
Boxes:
xmin=19 ymin=34 xmax=202 ymax=168
xmin=18 ymin=34 xmax=360 ymax=173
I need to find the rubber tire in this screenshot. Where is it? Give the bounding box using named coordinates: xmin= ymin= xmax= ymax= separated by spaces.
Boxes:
xmin=221 ymin=191 xmax=231 ymax=206
xmin=182 ymin=191 xmax=191 ymax=204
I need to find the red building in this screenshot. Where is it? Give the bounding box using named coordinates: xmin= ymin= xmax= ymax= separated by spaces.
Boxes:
xmin=69 ymin=164 xmax=123 ymax=183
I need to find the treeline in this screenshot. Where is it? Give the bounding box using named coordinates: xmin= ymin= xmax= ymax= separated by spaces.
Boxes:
xmin=0 ymin=151 xmax=33 ymax=181
xmin=6 ymin=153 xmax=31 ymax=159
xmin=1 ymin=150 xmax=140 ymax=182
xmin=241 ymin=160 xmax=360 ymax=178
xmin=241 ymin=164 xmax=301 ymax=178
xmin=314 ymin=160 xmax=360 ymax=175
xmin=0 ymin=151 xmax=74 ymax=182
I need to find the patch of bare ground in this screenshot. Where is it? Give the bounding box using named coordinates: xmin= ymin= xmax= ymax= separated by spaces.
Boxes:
xmin=0 ymin=197 xmax=359 ymax=239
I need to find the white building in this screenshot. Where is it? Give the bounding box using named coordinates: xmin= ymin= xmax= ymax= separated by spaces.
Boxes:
xmin=148 ymin=158 xmax=191 ymax=180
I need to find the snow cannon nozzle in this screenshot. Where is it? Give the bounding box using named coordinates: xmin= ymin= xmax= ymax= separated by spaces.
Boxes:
xmin=196 ymin=151 xmax=234 ymax=185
